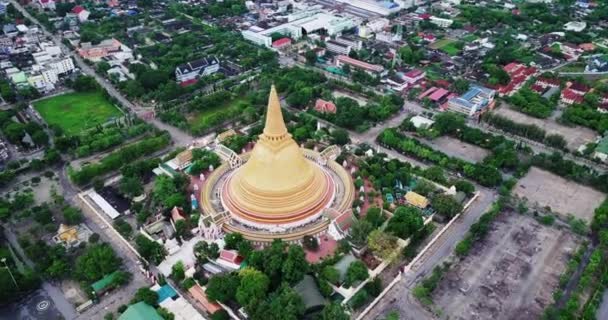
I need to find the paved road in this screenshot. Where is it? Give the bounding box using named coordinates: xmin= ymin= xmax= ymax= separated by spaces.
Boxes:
xmin=598 ymin=290 xmax=608 ymax=320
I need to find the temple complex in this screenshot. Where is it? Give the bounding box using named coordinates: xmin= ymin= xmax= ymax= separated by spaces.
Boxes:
xmin=200 ymin=86 xmax=354 ymax=243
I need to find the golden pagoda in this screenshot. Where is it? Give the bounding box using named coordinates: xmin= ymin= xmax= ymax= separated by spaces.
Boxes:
xmin=221 ymin=85 xmax=335 ymax=227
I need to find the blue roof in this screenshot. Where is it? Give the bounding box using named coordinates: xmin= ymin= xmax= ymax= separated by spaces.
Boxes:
xmin=461 ymin=87 xmax=481 ymax=101
xmin=156 ymin=284 xmax=177 ymax=304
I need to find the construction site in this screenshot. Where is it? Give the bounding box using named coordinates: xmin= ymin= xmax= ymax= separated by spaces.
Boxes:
xmin=431 ymin=210 xmax=582 ymax=320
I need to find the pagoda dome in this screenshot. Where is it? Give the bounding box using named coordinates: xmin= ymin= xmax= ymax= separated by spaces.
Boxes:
xmin=222 ymin=86 xmax=334 ymax=227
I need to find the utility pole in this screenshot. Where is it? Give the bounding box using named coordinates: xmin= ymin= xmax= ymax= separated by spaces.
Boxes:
xmin=1 ymin=258 xmax=19 ymax=290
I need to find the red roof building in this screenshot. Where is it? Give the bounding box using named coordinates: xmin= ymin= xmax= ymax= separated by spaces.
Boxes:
xmin=403 ymin=69 xmax=425 ymax=83
xmin=314 ymin=99 xmax=337 ymax=114
xmin=536 ymin=77 xmax=561 ymax=88
xmin=497 ymin=62 xmax=537 ymax=96
xmin=72 ymin=5 xmax=85 ymax=14
xmin=429 ymin=88 xmax=449 ymax=102
xmin=188 ymin=284 xmax=222 ymax=315
xmin=561 ymin=88 xmax=585 ymax=105
xmin=568 ymin=82 xmax=590 ymax=95
xmin=336 ymin=55 xmax=384 ymax=74
xmin=217 ymin=249 xmax=244 ymax=268
xmin=272 ymin=37 xmax=292 ymax=49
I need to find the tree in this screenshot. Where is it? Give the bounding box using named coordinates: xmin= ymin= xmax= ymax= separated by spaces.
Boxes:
xmin=265 ymin=285 xmax=305 ymax=320
xmin=75 ymin=243 xmax=121 ymax=282
xmin=282 ymin=245 xmax=308 ymax=284
xmin=434 ymin=112 xmax=465 ymax=135
xmin=345 ymin=261 xmax=369 ymax=287
xmin=367 ymin=230 xmax=398 ymax=260
xmin=451 ymin=79 xmax=470 ymax=94
xmin=236 ymin=268 xmax=270 ymax=308
xmin=385 ymin=206 xmax=423 ymax=239
xmin=133 ymin=287 xmax=158 ymax=306
xmin=194 ymin=241 xmax=220 ymax=262
xmin=171 ymin=261 xmax=185 ymax=282
xmin=135 ymin=235 xmax=166 ymax=264
xmin=454 ymin=180 xmax=475 ymax=195
xmin=302 ymin=235 xmax=319 ymax=251
xmin=331 ymin=129 xmax=350 ymax=145
xmin=206 ymin=273 xmax=240 ymax=303
xmin=224 ymin=233 xmax=245 ymax=250
xmin=304 ymin=50 xmax=317 ymax=65
xmin=320 ymin=302 xmax=350 ymax=320
xmin=431 ymin=194 xmax=463 ymax=218
xmin=119 ymin=177 xmax=143 ymax=198
xmin=349 ymin=220 xmax=374 ymax=246
xmin=321 ymin=266 xmax=340 ymax=284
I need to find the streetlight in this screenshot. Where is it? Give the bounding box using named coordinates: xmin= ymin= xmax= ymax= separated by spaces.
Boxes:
xmin=1 ymin=257 xmax=19 ymax=290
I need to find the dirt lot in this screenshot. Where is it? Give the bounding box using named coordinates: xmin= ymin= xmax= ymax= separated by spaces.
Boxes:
xmin=432 ymin=136 xmax=490 ymax=163
xmin=514 ymin=167 xmax=605 ymax=222
xmin=333 ymin=90 xmax=369 ymax=106
xmin=432 ymin=211 xmax=582 ymax=320
xmin=494 ymin=107 xmax=597 ymax=150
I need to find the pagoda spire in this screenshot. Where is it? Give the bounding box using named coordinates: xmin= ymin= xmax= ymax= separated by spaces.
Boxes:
xmin=262 ymin=85 xmax=288 ymax=139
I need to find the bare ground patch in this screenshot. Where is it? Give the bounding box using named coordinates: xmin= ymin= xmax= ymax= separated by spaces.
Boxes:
xmin=432 ymin=136 xmax=490 ymax=163
xmin=514 ymin=167 xmax=605 ymax=222
xmin=494 ymin=107 xmax=597 ymax=150
xmin=432 ymin=211 xmax=582 ymax=320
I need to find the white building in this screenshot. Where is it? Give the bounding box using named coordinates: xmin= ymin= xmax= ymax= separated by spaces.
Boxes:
xmin=430 ymin=16 xmax=453 ymax=28
xmin=326 ymin=40 xmax=351 ymax=55
xmin=242 ymin=11 xmax=359 ymax=48
xmin=564 ymin=21 xmax=587 ymax=32
xmin=335 ymin=0 xmax=401 ymax=16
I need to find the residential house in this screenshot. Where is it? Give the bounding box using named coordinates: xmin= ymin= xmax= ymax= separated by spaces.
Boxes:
xmin=586 ymin=55 xmax=608 ymax=73
xmin=385 ymin=75 xmax=408 ymax=92
xmin=498 ymin=62 xmax=537 ymax=96
xmin=72 ymin=5 xmax=90 ymax=23
xmin=429 ymin=16 xmax=453 ymax=28
xmin=36 ymin=0 xmax=55 ymax=10
xmin=188 ymin=284 xmax=223 ymax=316
xmin=593 ymin=136 xmax=608 ymax=162
xmin=561 ymin=88 xmax=585 ymax=105
xmin=405 ymin=191 xmax=429 ymax=209
xmin=403 ymin=69 xmax=425 ymax=84
xmin=174 ymin=56 xmax=220 ymax=85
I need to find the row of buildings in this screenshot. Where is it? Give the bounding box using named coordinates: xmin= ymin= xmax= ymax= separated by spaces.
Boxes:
xmin=1 ymin=23 xmax=76 ymax=92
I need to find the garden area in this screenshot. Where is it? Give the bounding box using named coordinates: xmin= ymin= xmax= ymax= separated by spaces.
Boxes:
xmin=33 ymin=91 xmax=122 ymax=135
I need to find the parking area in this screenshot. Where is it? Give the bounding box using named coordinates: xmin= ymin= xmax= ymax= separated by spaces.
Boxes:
xmin=432 ymin=211 xmax=582 ymax=320
xmin=513 ymin=167 xmax=605 ymax=222
xmin=0 ymin=289 xmax=63 ymax=320
xmin=494 ymin=107 xmax=597 ymax=150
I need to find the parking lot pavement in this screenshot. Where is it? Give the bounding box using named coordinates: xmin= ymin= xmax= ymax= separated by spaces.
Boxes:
xmin=0 ymin=289 xmax=63 ymax=320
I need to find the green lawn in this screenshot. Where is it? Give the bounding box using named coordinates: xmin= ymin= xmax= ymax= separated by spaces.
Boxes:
xmin=34 ymin=91 xmax=122 ymax=134
xmin=462 ymin=34 xmax=478 ymax=43
xmin=187 ymin=98 xmax=245 ymax=133
xmin=440 ymin=43 xmax=461 ymax=56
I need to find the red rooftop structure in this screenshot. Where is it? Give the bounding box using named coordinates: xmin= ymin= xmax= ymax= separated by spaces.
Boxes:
xmin=314 ymin=99 xmax=337 ymax=114
xmin=272 ymin=37 xmax=292 ymax=49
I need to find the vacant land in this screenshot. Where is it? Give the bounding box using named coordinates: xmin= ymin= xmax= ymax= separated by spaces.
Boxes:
xmin=430 ymin=38 xmax=461 ymax=56
xmin=432 ymin=136 xmax=489 ymax=163
xmin=494 ymin=107 xmax=597 ymax=150
xmin=187 ymin=98 xmax=244 ymax=133
xmin=333 ymin=90 xmax=368 ymax=106
xmin=34 ymin=91 xmax=122 ymax=134
xmin=433 ymin=211 xmax=582 ymax=320
xmin=514 ymin=167 xmax=605 ymax=222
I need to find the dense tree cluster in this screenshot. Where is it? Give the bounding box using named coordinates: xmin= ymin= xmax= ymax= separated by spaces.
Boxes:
xmin=508 ymin=88 xmax=557 ymax=119
xmin=385 ymin=206 xmax=424 ymax=239
xmin=0 ymin=110 xmax=49 ymax=148
xmin=69 ymin=132 xmax=171 ymax=185
xmin=378 ymin=128 xmax=502 ymax=186
xmin=482 ymin=113 xmax=567 ymax=150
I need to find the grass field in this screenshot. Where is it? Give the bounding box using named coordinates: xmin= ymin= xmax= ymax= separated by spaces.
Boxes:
xmin=34 ymin=91 xmax=122 ymax=134
xmin=187 ymin=98 xmax=245 ymax=133
xmin=430 ymin=38 xmax=462 ymax=56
